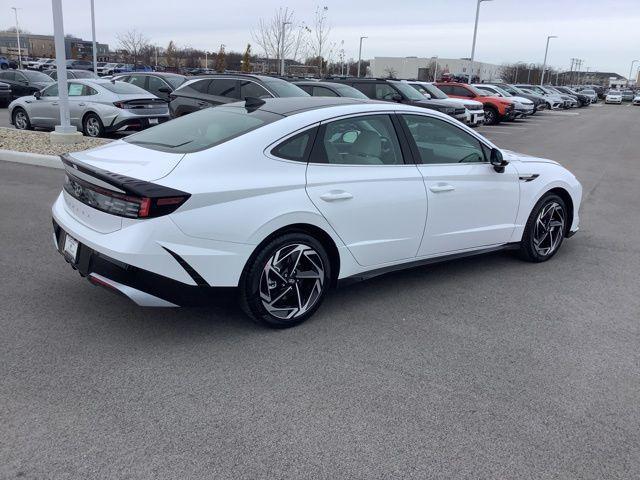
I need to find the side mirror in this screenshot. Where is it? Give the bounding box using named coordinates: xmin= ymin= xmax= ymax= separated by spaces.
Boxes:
xmin=33 ymin=91 xmax=42 ymax=99
xmin=158 ymin=87 xmax=171 ymax=94
xmin=490 ymin=148 xmax=508 ymax=173
xmin=424 ymin=93 xmax=432 ymax=99
xmin=391 ymin=93 xmax=403 ymax=102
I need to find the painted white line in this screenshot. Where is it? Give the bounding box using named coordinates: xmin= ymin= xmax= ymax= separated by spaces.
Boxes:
xmin=0 ymin=149 xmax=62 ymax=169
xmin=481 ymin=131 xmax=513 ymax=135
xmin=479 ymin=126 xmax=528 ymax=130
xmin=544 ymin=112 xmax=580 ymax=116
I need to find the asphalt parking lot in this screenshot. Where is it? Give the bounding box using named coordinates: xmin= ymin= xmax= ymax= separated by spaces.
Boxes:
xmin=1 ymin=104 xmax=639 ymax=479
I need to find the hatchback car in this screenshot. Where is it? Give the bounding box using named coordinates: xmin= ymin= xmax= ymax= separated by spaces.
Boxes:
xmin=51 ymin=97 xmax=582 ymax=328
xmin=169 ymin=73 xmax=309 ymax=117
xmin=0 ymin=69 xmax=53 ymax=101
xmin=9 ymin=79 xmax=169 ymax=137
xmin=112 ymin=72 xmax=187 ymax=101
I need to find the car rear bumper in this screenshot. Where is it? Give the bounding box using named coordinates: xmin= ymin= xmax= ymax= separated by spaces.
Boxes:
xmin=466 ymin=110 xmax=485 ymax=126
xmin=105 ymin=114 xmax=170 ymax=133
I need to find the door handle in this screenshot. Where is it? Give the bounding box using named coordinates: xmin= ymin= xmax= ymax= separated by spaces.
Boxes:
xmin=429 ymin=183 xmax=455 ymax=193
xmin=78 ymin=103 xmax=86 ymax=106
xmin=319 ymin=190 xmax=354 ymax=202
xmin=52 ymin=102 xmax=58 ymax=106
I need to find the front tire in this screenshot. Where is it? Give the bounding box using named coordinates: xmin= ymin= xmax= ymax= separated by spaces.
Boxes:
xmin=82 ymin=113 xmax=104 ymax=137
xmin=519 ymin=193 xmax=567 ymax=262
xmin=239 ymin=233 xmax=331 ymax=328
xmin=12 ymin=108 xmax=32 ymax=130
xmin=484 ymin=106 xmax=499 ymax=125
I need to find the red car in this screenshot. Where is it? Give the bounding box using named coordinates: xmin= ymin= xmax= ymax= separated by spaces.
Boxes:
xmin=435 ymin=82 xmax=515 ymax=125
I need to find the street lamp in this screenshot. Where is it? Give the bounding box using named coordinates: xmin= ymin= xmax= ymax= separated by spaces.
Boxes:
xmin=468 ymin=0 xmax=493 ymax=84
xmin=11 ymin=7 xmax=22 ymax=69
xmin=50 ymin=0 xmax=81 ymax=144
xmin=357 ymin=36 xmax=367 ymax=77
xmin=540 ymin=35 xmax=557 ymax=85
xmin=432 ymin=56 xmax=439 ymax=82
xmin=90 ymin=0 xmax=97 ymax=75
xmin=280 ymin=21 xmax=291 ymax=76
xmin=627 ymin=60 xmax=639 ymax=87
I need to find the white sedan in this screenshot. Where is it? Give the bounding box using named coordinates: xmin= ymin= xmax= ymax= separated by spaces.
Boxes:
xmin=633 ymin=93 xmax=640 ymax=105
xmin=51 ymin=97 xmax=582 ymax=327
xmin=605 ymin=91 xmax=623 ymax=104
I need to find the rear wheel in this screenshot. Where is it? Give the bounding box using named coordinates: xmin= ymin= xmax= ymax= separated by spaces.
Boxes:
xmin=82 ymin=113 xmax=104 ymax=137
xmin=239 ymin=233 xmax=331 ymax=328
xmin=519 ymin=193 xmax=567 ymax=262
xmin=484 ymin=106 xmax=499 ymax=125
xmin=12 ymin=108 xmax=32 ymax=130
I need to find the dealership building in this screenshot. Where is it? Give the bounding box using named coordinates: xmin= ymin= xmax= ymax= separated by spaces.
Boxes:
xmin=370 ymin=56 xmax=503 ymax=81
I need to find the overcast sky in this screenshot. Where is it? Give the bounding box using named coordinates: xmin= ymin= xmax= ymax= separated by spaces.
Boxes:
xmin=5 ymin=0 xmax=640 ymax=76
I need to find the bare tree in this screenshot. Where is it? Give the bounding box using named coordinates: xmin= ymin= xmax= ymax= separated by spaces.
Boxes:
xmin=117 ymin=29 xmax=150 ymax=64
xmin=308 ymin=6 xmax=331 ymax=76
xmin=383 ymin=67 xmax=398 ymax=79
xmin=251 ymin=7 xmax=309 ymax=73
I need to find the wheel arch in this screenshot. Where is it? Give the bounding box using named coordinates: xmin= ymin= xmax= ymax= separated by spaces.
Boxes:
xmin=544 ymin=187 xmax=574 ymax=236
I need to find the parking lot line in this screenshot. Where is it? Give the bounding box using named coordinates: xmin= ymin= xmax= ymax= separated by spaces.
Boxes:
xmin=544 ymin=112 xmax=580 ymax=116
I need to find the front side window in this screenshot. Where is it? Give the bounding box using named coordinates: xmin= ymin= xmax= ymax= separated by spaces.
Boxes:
xmin=148 ymin=76 xmax=169 ymax=96
xmin=42 ymin=84 xmax=59 ymax=97
xmin=240 ymin=80 xmax=270 ymax=99
xmin=453 ymin=86 xmax=474 ymax=97
xmin=312 ymin=86 xmax=338 ymax=97
xmin=401 ymin=114 xmax=486 ymax=164
xmin=128 ymin=75 xmax=147 ymax=89
xmin=0 ymin=71 xmax=16 ymax=81
xmin=312 ymin=115 xmax=404 ymax=165
xmin=374 ymin=83 xmax=398 ymax=100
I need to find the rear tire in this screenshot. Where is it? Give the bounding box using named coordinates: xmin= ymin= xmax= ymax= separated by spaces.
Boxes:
xmin=12 ymin=107 xmax=32 ymax=130
xmin=518 ymin=193 xmax=567 ymax=263
xmin=82 ymin=113 xmax=104 ymax=137
xmin=239 ymin=233 xmax=331 ymax=328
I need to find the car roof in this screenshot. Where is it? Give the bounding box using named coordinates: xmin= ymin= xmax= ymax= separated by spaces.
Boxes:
xmin=187 ymin=73 xmax=283 ymax=82
xmin=115 ymin=71 xmax=185 ymax=78
xmin=293 ymin=80 xmax=350 ymax=88
xmin=233 ymin=96 xmax=372 ymax=116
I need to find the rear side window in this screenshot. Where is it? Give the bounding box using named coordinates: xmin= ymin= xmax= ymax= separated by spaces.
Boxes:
xmin=189 ymin=79 xmax=210 ymax=93
xmin=313 ymin=86 xmax=338 ymax=97
xmin=124 ymin=106 xmax=282 ymax=153
xmin=350 ymin=82 xmax=375 ymax=98
xmin=271 ymin=129 xmax=316 ymax=162
xmin=240 ymin=80 xmax=271 ymax=99
xmin=208 ymin=79 xmax=238 ymax=98
xmin=101 ymin=81 xmax=147 ymax=94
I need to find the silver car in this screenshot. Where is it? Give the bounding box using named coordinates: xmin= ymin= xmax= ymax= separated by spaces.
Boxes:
xmin=8 ymin=79 xmax=170 ymax=137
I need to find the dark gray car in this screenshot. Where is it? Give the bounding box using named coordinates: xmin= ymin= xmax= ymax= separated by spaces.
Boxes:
xmin=112 ymin=72 xmax=187 ymax=102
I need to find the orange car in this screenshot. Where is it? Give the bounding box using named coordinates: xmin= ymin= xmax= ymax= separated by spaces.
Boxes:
xmin=435 ymin=82 xmax=515 ymax=125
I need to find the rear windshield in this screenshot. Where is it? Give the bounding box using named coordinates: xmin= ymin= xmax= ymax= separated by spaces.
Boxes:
xmin=100 ymin=81 xmax=147 ymax=94
xmin=263 ymin=79 xmax=309 ymax=97
xmin=21 ymin=70 xmax=54 ymax=82
xmin=333 ymin=84 xmax=369 ymax=99
xmin=164 ymin=75 xmax=186 ymax=89
xmin=124 ymin=106 xmax=282 ymax=153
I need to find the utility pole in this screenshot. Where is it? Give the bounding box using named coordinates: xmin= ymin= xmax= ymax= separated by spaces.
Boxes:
xmin=514 ymin=63 xmax=519 ymax=83
xmin=627 ymin=60 xmax=639 ymax=87
xmin=90 ymin=0 xmax=98 ymax=75
xmin=468 ymin=0 xmax=493 ymax=84
xmin=11 ymin=7 xmax=23 ymax=69
xmin=540 ymin=35 xmax=557 ymax=85
xmin=432 ymin=56 xmax=439 ymax=81
xmin=357 ymin=36 xmax=367 ymax=77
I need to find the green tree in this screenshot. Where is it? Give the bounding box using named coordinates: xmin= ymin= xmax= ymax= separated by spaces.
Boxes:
xmin=215 ymin=44 xmax=227 ymax=73
xmin=241 ymin=43 xmax=252 ymax=72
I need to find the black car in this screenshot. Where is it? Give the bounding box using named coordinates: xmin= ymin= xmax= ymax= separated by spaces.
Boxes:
xmin=44 ymin=69 xmax=98 ymax=80
xmin=329 ymin=78 xmax=467 ymax=122
xmin=553 ymin=86 xmax=591 ymax=107
xmin=0 ymin=69 xmax=53 ymax=101
xmin=292 ymin=80 xmax=369 ymax=99
xmin=112 ymin=72 xmax=187 ymax=102
xmin=169 ymin=74 xmax=309 ymax=117
xmin=0 ymin=81 xmax=11 ymax=106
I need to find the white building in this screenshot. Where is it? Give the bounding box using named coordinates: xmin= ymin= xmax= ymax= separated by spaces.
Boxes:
xmin=370 ymin=56 xmax=503 ymax=82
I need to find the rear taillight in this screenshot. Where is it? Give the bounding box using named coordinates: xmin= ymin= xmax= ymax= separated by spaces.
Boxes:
xmin=63 ymin=174 xmax=188 ymax=219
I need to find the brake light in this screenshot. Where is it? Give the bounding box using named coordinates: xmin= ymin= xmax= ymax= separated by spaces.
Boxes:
xmin=63 ymin=174 xmax=189 ymax=218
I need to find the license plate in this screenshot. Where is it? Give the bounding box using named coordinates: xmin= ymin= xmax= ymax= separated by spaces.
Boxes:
xmin=148 ymin=118 xmax=158 ymax=125
xmin=63 ymin=234 xmax=79 ymax=262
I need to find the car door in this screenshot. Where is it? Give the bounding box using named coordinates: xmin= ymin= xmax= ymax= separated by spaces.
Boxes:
xmin=67 ymin=82 xmax=90 ymax=127
xmin=29 ymin=83 xmax=59 ymax=127
xmin=305 ymin=113 xmax=427 ymax=266
xmin=398 ymin=113 xmax=519 ymax=256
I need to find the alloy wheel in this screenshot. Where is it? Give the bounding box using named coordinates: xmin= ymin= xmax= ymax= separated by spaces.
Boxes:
xmin=85 ymin=117 xmax=101 ymax=137
xmin=533 ymin=201 xmax=565 ymax=257
xmin=259 ymin=243 xmax=325 ymax=320
xmin=14 ymin=111 xmax=28 ymax=129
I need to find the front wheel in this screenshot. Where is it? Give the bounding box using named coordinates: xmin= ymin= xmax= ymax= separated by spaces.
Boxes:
xmin=519 ymin=193 xmax=567 ymax=262
xmin=82 ymin=113 xmax=104 ymax=137
xmin=239 ymin=233 xmax=331 ymax=328
xmin=483 ymin=107 xmax=499 ymax=125
xmin=12 ymin=108 xmax=32 ymax=130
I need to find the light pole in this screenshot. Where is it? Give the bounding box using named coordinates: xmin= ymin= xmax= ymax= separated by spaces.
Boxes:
xmin=627 ymin=60 xmax=639 ymax=87
xmin=90 ymin=0 xmax=97 ymax=75
xmin=50 ymin=0 xmax=80 ymax=144
xmin=432 ymin=56 xmax=438 ymax=81
xmin=540 ymin=35 xmax=557 ymax=85
xmin=357 ymin=36 xmax=367 ymax=77
xmin=11 ymin=7 xmax=23 ymax=69
xmin=514 ymin=62 xmax=520 ymax=83
xmin=280 ymin=21 xmax=291 ymax=76
xmin=468 ymin=0 xmax=492 ymax=84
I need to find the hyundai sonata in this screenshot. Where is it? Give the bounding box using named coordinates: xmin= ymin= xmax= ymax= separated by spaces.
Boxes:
xmin=52 ymin=97 xmax=582 ymax=328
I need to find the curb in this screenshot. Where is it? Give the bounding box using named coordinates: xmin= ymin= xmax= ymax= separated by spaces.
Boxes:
xmin=0 ymin=149 xmax=62 ymax=169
